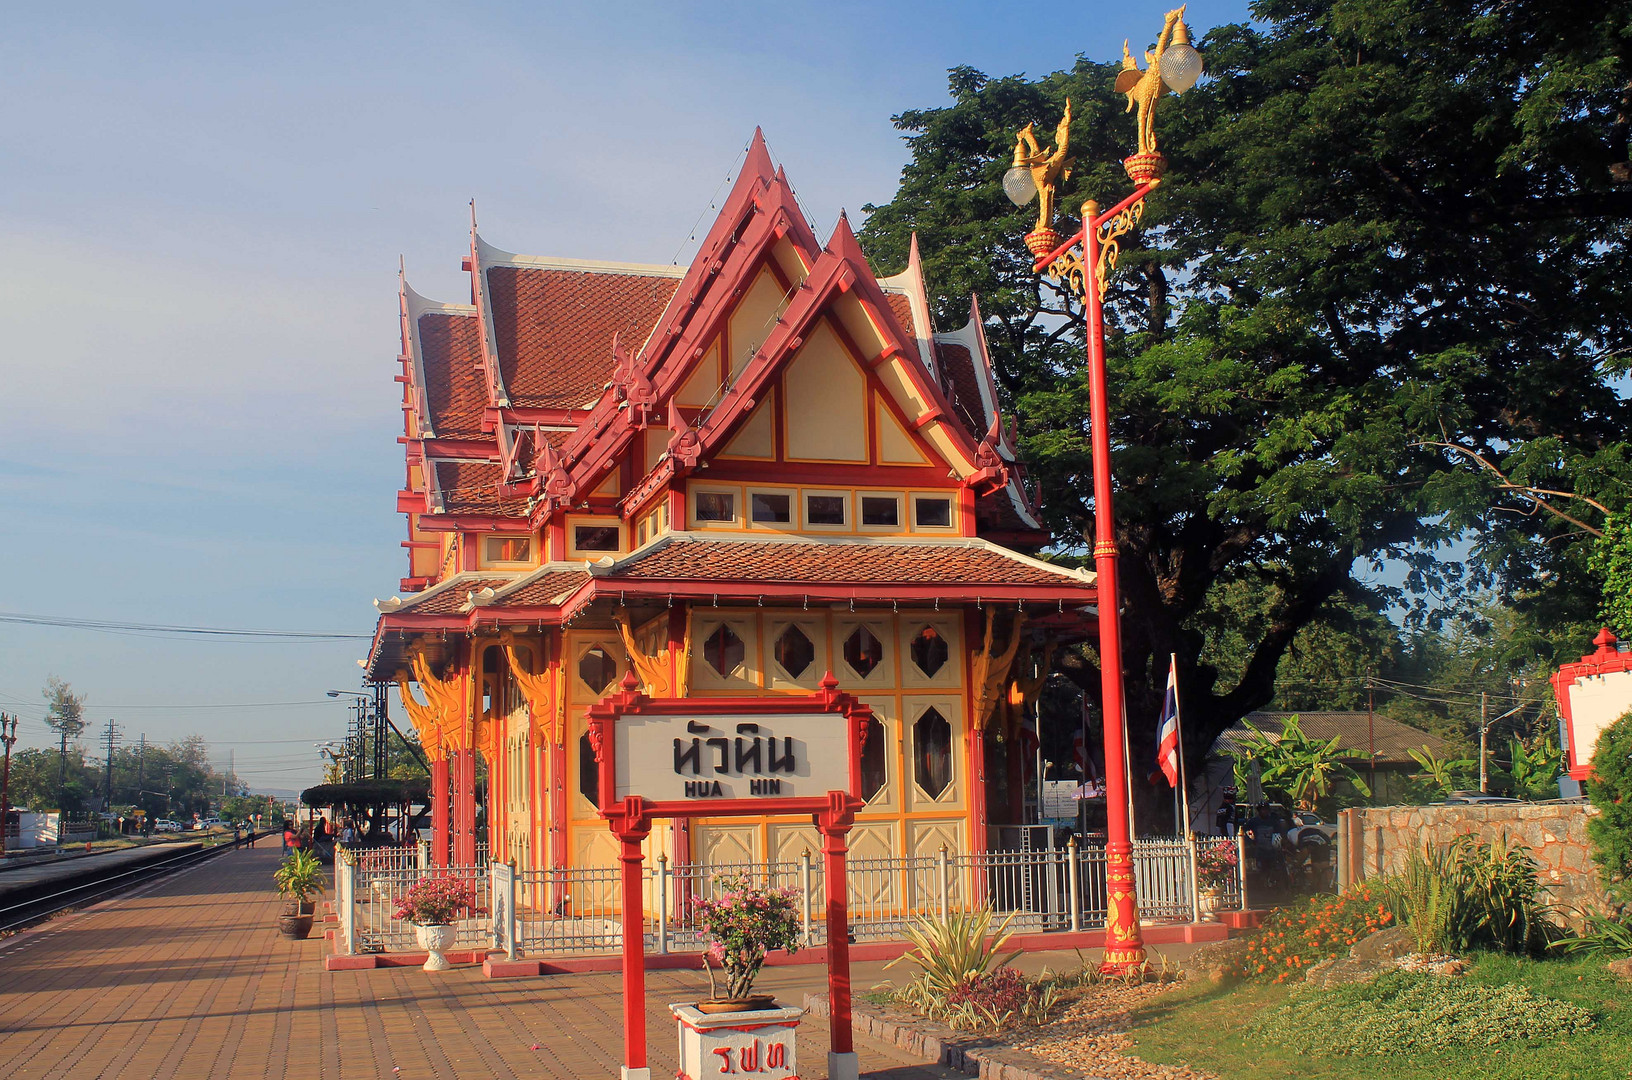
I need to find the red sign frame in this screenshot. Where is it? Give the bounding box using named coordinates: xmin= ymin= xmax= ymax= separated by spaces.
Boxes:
xmin=585 ymin=670 xmax=869 ymax=1080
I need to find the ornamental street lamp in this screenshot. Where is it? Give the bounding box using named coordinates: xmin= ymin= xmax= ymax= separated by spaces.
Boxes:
xmin=1006 ymin=4 xmax=1203 ymax=974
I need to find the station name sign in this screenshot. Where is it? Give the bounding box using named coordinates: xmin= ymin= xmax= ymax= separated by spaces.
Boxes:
xmin=614 ymin=711 xmax=852 ymax=803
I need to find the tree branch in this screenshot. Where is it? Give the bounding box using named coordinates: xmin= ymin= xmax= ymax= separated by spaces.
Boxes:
xmin=1416 ymin=440 xmax=1608 ymax=537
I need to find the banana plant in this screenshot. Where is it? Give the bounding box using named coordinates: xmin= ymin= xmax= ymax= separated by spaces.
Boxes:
xmin=1232 ymin=715 xmax=1371 ymax=809
xmin=1407 ymin=747 xmax=1478 ymax=796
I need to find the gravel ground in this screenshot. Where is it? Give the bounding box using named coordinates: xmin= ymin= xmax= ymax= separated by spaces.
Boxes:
xmin=1010 ymin=981 xmax=1221 ymax=1080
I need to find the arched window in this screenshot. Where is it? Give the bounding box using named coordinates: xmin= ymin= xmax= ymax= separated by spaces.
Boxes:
xmin=913 ymin=707 xmax=953 ymax=797
xmin=578 ymin=732 xmax=599 ymax=806
xmin=579 ymin=647 xmax=617 ymax=694
xmin=703 ymin=624 xmax=745 ymax=678
xmin=860 ymin=718 xmax=887 ymax=802
xmin=843 ymin=626 xmax=884 ymax=678
xmin=774 ymin=625 xmax=815 ymax=678
xmin=910 ymin=626 xmax=948 ymax=677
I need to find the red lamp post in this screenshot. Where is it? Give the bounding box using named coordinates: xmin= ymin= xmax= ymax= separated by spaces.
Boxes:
xmin=1 ymin=713 xmax=19 ymax=855
xmin=1004 ymin=6 xmax=1203 ymax=973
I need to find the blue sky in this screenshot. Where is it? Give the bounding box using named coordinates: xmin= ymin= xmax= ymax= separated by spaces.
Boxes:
xmin=0 ymin=1 xmax=1255 ymax=792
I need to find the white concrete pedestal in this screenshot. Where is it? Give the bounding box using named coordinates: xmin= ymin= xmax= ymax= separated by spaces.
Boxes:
xmin=670 ymin=1003 xmax=803 ymax=1080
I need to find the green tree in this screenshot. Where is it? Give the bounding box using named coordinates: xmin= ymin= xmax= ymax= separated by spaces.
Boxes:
xmin=1407 ymin=747 xmax=1477 ymax=798
xmin=42 ymin=677 xmax=85 ymax=805
xmin=857 ymin=0 xmax=1632 ymax=810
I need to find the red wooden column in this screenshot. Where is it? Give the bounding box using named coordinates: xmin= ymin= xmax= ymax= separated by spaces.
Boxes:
xmin=819 ymin=792 xmax=859 ymax=1080
xmin=612 ymin=799 xmax=653 ymax=1080
xmin=453 ymin=750 xmax=478 ymax=865
xmin=430 ymin=754 xmax=450 ymax=867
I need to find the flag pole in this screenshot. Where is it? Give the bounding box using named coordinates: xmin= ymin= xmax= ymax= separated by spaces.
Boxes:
xmin=1172 ymin=653 xmax=1192 ymax=839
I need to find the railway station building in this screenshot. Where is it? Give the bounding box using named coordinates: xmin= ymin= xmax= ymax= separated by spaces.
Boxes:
xmin=362 ymin=133 xmax=1098 ymax=875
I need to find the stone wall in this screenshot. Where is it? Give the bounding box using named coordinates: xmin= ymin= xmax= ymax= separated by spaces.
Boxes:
xmin=1345 ymin=801 xmax=1611 ymax=921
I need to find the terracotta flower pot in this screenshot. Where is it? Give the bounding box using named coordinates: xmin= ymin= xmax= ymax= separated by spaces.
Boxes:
xmin=695 ymin=995 xmax=776 ymax=1014
xmin=277 ymin=913 xmax=314 ymax=939
xmin=416 ymin=923 xmax=457 ymax=971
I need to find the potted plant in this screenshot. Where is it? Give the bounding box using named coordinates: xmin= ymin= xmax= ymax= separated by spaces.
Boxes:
xmin=691 ymin=876 xmax=802 ymax=1012
xmin=273 ymin=849 xmax=324 ymax=938
xmin=394 ymin=874 xmax=475 ymax=971
xmin=1195 ymin=838 xmax=1239 ymax=920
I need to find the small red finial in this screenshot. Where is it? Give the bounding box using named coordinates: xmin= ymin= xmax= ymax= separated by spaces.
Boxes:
xmin=620 ymin=669 xmax=641 ymax=692
xmin=1595 ymin=627 xmax=1619 ymax=656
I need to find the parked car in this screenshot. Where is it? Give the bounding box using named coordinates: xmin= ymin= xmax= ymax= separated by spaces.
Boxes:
xmin=1434 ymin=791 xmax=1520 ymax=805
xmin=153 ymin=819 xmax=183 ymax=833
xmin=193 ymin=818 xmax=225 ymax=831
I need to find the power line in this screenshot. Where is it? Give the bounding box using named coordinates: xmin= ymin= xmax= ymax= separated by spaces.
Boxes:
xmin=0 ymin=611 xmax=369 ymax=641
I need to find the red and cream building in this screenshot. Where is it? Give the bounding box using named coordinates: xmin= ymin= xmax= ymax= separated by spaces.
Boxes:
xmin=364 ymin=133 xmax=1097 ymax=873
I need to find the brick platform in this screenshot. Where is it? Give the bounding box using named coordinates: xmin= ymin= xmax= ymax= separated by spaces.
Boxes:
xmin=0 ymin=838 xmax=954 ymax=1080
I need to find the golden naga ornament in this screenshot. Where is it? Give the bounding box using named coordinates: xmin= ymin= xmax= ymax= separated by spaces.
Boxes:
xmin=1010 ymin=100 xmax=1073 ymax=258
xmin=1114 ymin=5 xmax=1201 ymax=181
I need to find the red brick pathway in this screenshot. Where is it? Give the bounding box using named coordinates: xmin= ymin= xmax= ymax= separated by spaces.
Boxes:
xmin=0 ymin=838 xmax=954 ymax=1080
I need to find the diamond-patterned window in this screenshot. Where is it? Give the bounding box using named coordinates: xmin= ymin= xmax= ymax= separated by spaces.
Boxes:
xmin=774 ymin=625 xmax=814 ymax=678
xmin=913 ymin=707 xmax=953 ymax=797
xmin=843 ymin=626 xmax=884 ymax=678
xmin=703 ymin=625 xmax=746 ymax=678
xmin=578 ymin=647 xmax=617 ymax=694
xmin=578 ymin=732 xmax=599 ymax=806
xmin=860 ymin=718 xmax=887 ymax=802
xmin=910 ymin=626 xmax=948 ymax=677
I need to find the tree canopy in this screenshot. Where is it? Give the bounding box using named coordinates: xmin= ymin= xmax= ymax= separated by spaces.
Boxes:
xmin=859 ymin=0 xmax=1632 ymax=806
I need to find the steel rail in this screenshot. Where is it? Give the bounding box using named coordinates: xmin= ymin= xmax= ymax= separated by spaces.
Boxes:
xmin=0 ymin=831 xmax=270 ymax=935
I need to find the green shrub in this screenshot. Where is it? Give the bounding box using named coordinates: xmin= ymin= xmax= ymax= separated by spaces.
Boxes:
xmin=1383 ymin=834 xmax=1553 ymax=955
xmin=1584 ymin=708 xmax=1632 ymax=902
xmin=1246 ymin=972 xmax=1594 ymax=1055
xmin=884 ymin=909 xmax=1057 ymax=1030
xmin=1554 ymin=910 xmax=1632 ymax=958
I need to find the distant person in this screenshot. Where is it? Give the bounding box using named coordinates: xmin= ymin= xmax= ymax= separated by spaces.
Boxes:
xmin=1215 ymin=786 xmax=1238 ymax=837
xmin=1243 ymin=803 xmax=1282 ymax=873
xmin=282 ymin=826 xmax=294 ymax=854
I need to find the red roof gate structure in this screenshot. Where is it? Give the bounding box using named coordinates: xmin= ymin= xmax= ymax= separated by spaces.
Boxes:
xmin=587 ymin=671 xmax=871 ymax=1080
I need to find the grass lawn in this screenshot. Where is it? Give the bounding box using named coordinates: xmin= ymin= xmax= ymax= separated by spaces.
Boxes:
xmin=1130 ymin=954 xmax=1630 ymax=1080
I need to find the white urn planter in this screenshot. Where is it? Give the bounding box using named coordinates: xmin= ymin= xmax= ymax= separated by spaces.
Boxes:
xmin=415 ymin=923 xmax=456 ymax=971
xmin=670 ymin=1003 xmax=802 ymax=1080
xmin=1197 ymin=887 xmax=1223 ymax=922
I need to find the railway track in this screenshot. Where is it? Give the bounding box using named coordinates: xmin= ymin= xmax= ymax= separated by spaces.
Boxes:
xmin=0 ymin=832 xmax=268 ymax=935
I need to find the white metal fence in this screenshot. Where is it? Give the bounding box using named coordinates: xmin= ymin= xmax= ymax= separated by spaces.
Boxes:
xmin=338 ymin=836 xmax=1245 ymax=959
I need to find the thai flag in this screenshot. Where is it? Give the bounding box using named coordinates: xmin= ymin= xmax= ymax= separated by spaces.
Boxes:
xmin=1156 ymin=656 xmax=1180 ymax=787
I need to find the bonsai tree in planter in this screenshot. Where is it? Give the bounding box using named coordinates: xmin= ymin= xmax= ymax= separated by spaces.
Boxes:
xmin=393 ymin=874 xmax=476 ymax=972
xmin=273 ymin=850 xmax=324 ymax=939
xmin=692 ymin=876 xmax=802 ymax=1009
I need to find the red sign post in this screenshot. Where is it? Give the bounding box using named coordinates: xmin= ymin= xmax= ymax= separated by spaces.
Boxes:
xmin=587 ymin=671 xmax=872 ymax=1080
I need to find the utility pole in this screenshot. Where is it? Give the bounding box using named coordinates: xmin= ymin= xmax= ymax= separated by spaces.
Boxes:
xmin=136 ymin=734 xmax=145 ymax=789
xmin=103 ymin=719 xmax=121 ymax=807
xmin=0 ymin=714 xmax=19 ymax=854
xmin=1480 ymin=691 xmax=1489 ymax=794
xmin=1366 ymin=671 xmax=1376 ymax=796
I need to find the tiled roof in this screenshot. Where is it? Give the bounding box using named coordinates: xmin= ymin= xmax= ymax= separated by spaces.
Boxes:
xmin=1214 ymin=711 xmax=1454 ymax=768
xmin=884 ymin=292 xmax=918 ymax=343
xmin=419 ymin=312 xmax=487 ymax=437
xmin=936 ymin=343 xmax=988 ymax=441
xmin=403 ymin=576 xmax=516 ymax=615
xmin=486 ymin=266 xmax=678 ymax=409
xmin=494 ymin=570 xmax=592 ymax=606
xmin=605 ymin=537 xmax=1091 ymax=588
xmin=433 ymin=460 xmax=528 ymax=518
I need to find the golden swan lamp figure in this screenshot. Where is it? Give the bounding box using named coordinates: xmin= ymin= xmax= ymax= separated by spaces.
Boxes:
xmin=1114 ymin=5 xmax=1201 ymax=181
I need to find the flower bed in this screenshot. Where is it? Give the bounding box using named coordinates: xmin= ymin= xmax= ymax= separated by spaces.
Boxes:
xmin=1232 ymin=882 xmax=1394 ymax=983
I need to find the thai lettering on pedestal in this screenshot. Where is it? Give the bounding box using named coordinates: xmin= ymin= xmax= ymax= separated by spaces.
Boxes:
xmin=670 ymin=1005 xmax=802 ymax=1080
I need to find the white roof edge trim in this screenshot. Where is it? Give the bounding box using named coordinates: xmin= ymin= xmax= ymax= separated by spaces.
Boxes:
xmin=475 ymin=234 xmax=687 ymax=278
xmin=386 ymin=569 xmax=524 ymax=613
xmin=485 ymin=560 xmax=597 ymax=602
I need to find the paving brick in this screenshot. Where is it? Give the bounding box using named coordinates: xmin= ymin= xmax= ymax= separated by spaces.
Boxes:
xmin=0 ymin=838 xmax=954 ymax=1080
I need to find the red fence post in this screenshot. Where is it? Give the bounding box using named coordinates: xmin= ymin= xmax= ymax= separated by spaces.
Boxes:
xmin=819 ymin=792 xmax=858 ymax=1080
